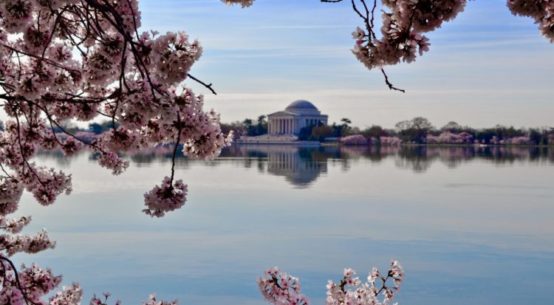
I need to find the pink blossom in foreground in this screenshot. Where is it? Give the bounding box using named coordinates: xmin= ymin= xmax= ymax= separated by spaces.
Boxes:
xmin=48 ymin=283 xmax=83 ymax=305
xmin=254 ymin=0 xmax=554 ymax=73
xmin=1 ymin=216 xmax=31 ymax=234
xmin=0 ymin=0 xmax=230 ymax=216
xmin=143 ymin=178 xmax=188 ymax=217
xmin=258 ymin=267 xmax=309 ymax=305
xmin=352 ymin=0 xmax=463 ymax=70
xmin=0 ymin=1 xmax=235 ymax=303
xmin=0 ymin=179 xmax=23 ymax=215
xmin=0 ymin=286 xmax=25 ymax=305
xmin=258 ymin=261 xmax=404 ymax=305
xmin=143 ymin=294 xmax=178 ymax=305
xmin=326 ymin=261 xmax=404 ymax=305
xmin=1 ymin=229 xmax=56 ymax=256
xmin=222 ymin=0 xmax=254 ymax=7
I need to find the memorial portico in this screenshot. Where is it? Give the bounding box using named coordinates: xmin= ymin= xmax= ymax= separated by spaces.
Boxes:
xmin=267 ymin=100 xmax=328 ymax=136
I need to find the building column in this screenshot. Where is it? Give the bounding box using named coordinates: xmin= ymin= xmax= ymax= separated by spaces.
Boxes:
xmin=290 ymin=119 xmax=294 ymax=134
xmin=291 ymin=119 xmax=294 ymax=134
xmin=289 ymin=119 xmax=292 ymax=134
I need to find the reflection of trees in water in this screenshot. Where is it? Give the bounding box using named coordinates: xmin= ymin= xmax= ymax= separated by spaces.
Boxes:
xmin=395 ymin=146 xmax=432 ymax=173
xmin=464 ymin=146 xmax=554 ymax=165
xmin=37 ymin=145 xmax=554 ymax=185
xmin=391 ymin=146 xmax=554 ymax=172
xmin=34 ymin=150 xmax=76 ymax=167
xmin=222 ymin=145 xmax=554 ymax=180
xmin=393 ymin=146 xmax=478 ymax=172
xmin=307 ymin=145 xmax=553 ymax=174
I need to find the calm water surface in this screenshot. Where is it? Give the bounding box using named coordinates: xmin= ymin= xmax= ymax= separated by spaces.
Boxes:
xmin=15 ymin=145 xmax=554 ymax=305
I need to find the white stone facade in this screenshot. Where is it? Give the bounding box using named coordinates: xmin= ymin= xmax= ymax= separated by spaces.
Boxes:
xmin=267 ymin=100 xmax=328 ymax=136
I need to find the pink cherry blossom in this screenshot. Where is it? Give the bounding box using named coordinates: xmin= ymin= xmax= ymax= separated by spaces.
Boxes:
xmin=143 ymin=177 xmax=188 ymax=217
xmin=258 ymin=267 xmax=310 ymax=305
xmin=222 ymin=0 xmax=254 ymax=8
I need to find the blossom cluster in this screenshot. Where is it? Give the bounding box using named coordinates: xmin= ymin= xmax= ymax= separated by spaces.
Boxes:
xmin=221 ymin=0 xmax=254 ymax=8
xmin=426 ymin=132 xmax=474 ymax=145
xmin=0 ymin=179 xmax=56 ymax=257
xmin=258 ymin=261 xmax=404 ymax=305
xmin=258 ymin=267 xmax=310 ymax=305
xmin=346 ymin=0 xmax=554 ymax=70
xmin=0 ymin=0 xmax=232 ymax=216
xmin=143 ymin=177 xmax=188 ymax=217
xmin=340 ymin=135 xmax=369 ymax=146
xmin=49 ymin=284 xmax=83 ymax=305
xmin=143 ymin=294 xmax=178 ymax=305
xmin=508 ymin=0 xmax=554 ymax=41
xmin=223 ymin=0 xmax=554 ymax=71
xmin=222 ymin=0 xmax=554 ymax=46
xmin=0 ymin=199 xmax=63 ymax=304
xmin=326 ymin=261 xmax=404 ymax=305
xmin=489 ymin=135 xmax=533 ymax=145
xmin=0 ymin=0 xmax=234 ymax=303
xmin=351 ymin=0 xmax=464 ymax=70
xmin=378 ymin=136 xmax=402 ymax=146
xmin=0 ymin=205 xmax=172 ymax=305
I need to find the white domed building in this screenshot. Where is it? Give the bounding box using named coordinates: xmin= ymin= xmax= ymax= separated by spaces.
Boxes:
xmin=267 ymin=100 xmax=328 ymax=136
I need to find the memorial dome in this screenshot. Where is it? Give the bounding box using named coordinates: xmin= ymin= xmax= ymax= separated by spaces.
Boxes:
xmin=285 ymin=100 xmax=321 ymax=115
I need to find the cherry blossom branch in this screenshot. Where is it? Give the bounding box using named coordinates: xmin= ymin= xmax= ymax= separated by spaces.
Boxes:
xmin=322 ymin=0 xmax=406 ymax=92
xmin=381 ymin=68 xmax=405 ymax=93
xmin=258 ymin=261 xmax=404 ymax=305
xmin=0 ymin=0 xmax=232 ymax=211
xmin=0 ymin=256 xmax=31 ymax=305
xmin=0 ymin=164 xmax=13 ymax=179
xmin=187 ymin=73 xmax=217 ymax=95
xmin=170 ymin=116 xmax=183 ymax=185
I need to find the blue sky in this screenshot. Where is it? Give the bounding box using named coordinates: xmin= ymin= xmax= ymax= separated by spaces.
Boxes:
xmin=142 ymin=1 xmax=552 ymax=128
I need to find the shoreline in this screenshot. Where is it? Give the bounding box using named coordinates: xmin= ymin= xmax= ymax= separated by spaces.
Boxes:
xmin=237 ymin=142 xmax=554 ymax=148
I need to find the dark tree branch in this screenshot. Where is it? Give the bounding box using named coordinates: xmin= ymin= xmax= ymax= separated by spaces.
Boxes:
xmin=187 ymin=74 xmax=217 ymax=95
xmin=380 ymin=68 xmax=405 ymax=93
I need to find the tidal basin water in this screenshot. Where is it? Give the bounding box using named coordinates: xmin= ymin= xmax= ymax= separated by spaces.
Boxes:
xmin=15 ymin=145 xmax=554 ymax=305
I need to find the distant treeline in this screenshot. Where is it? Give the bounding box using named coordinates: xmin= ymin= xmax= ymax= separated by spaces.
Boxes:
xmin=3 ymin=116 xmax=550 ymax=146
xmin=222 ymin=116 xmax=554 ymax=146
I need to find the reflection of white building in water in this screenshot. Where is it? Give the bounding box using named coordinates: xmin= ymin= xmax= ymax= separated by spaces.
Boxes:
xmin=268 ymin=100 xmax=328 ymax=136
xmin=267 ymin=146 xmax=327 ymax=187
xmin=237 ymin=145 xmax=328 ymax=187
